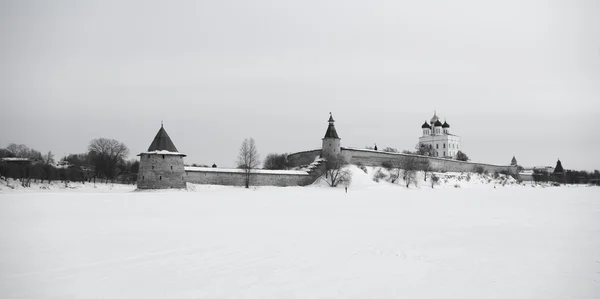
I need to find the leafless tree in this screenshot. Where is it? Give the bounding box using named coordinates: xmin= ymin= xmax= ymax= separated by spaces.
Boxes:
xmin=6 ymin=143 xmax=43 ymax=161
xmin=88 ymin=138 xmax=130 ymax=181
xmin=236 ymin=138 xmax=260 ymax=188
xmin=430 ymin=174 xmax=440 ymax=188
xmin=42 ymin=151 xmax=55 ymax=165
xmin=419 ymin=158 xmax=431 ymax=181
xmin=400 ymin=156 xmax=419 ymax=188
xmin=382 ymin=147 xmax=398 ymax=153
xmin=415 ymin=143 xmax=433 ymax=156
xmin=322 ymin=153 xmax=351 ymax=187
xmin=263 ymin=153 xmax=289 ymax=170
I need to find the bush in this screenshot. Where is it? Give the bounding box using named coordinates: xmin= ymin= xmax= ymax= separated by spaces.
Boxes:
xmin=474 ymin=165 xmax=485 ymax=174
xmin=381 ymin=161 xmax=393 ymax=170
xmin=456 ymin=150 xmax=469 ymax=161
xmin=263 ymin=153 xmax=289 ymax=170
xmin=356 ymin=163 xmax=367 ymax=173
xmin=373 ymin=169 xmax=387 ymax=182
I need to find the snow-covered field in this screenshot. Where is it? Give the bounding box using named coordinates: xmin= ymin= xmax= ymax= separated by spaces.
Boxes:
xmin=1 ymin=169 xmax=599 ymax=298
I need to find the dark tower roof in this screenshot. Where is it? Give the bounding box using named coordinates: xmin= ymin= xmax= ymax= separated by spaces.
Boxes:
xmin=511 ymin=156 xmax=517 ymax=166
xmin=323 ymin=113 xmax=340 ymax=139
xmin=147 ymin=124 xmax=179 ymax=152
xmin=421 ymin=121 xmax=431 ymax=129
xmin=434 ymin=120 xmax=443 ymax=127
xmin=553 ymin=159 xmax=564 ymax=173
xmin=442 ymin=121 xmax=450 ymax=128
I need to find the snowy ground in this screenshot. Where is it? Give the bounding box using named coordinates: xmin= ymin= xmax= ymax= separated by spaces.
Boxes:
xmin=1 ymin=170 xmax=599 ymax=298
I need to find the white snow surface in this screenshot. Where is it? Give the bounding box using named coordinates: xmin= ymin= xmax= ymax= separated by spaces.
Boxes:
xmin=1 ymin=168 xmax=599 ymax=299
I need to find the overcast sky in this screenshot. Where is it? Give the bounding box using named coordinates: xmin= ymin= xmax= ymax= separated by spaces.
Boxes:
xmin=1 ymin=0 xmax=599 ymax=170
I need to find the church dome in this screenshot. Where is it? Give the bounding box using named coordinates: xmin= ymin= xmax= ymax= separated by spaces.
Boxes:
xmin=434 ymin=120 xmax=443 ymax=127
xmin=442 ymin=121 xmax=450 ymax=128
xmin=421 ymin=121 xmax=431 ymax=129
xmin=430 ymin=113 xmax=439 ymax=124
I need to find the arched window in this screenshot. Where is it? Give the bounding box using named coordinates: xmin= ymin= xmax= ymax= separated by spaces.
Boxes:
xmin=162 ymin=155 xmax=165 ymax=159
xmin=159 ymin=176 xmax=162 ymax=180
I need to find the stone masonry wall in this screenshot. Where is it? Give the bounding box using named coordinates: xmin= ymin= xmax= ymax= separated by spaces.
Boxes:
xmin=287 ymin=149 xmax=321 ymax=167
xmin=137 ymin=154 xmax=186 ymax=189
xmin=185 ymin=159 xmax=327 ymax=187
xmin=340 ymin=148 xmax=517 ymax=175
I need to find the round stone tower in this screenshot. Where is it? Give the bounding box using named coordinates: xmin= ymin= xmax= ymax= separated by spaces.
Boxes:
xmin=322 ymin=112 xmax=341 ymax=160
xmin=137 ymin=124 xmax=187 ymax=189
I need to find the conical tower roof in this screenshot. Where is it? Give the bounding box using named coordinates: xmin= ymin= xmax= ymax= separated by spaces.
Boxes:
xmin=139 ymin=124 xmax=186 ymax=156
xmin=323 ymin=113 xmax=340 ymax=139
xmin=511 ymin=156 xmax=517 ymax=166
xmin=148 ymin=125 xmax=179 ymax=152
xmin=553 ymin=159 xmax=564 ymax=173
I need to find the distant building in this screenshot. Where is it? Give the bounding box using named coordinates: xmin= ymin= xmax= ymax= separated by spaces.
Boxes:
xmin=418 ymin=112 xmax=461 ymax=158
xmin=1 ymin=157 xmax=31 ymax=164
xmin=553 ymin=159 xmax=565 ymax=183
xmin=511 ymin=156 xmax=518 ymax=166
xmin=321 ymin=112 xmax=341 ymax=160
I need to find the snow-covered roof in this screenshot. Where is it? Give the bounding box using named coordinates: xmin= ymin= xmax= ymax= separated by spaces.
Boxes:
xmin=1 ymin=157 xmax=30 ymax=162
xmin=138 ymin=150 xmax=186 ymax=156
xmin=185 ymin=166 xmax=309 ymax=175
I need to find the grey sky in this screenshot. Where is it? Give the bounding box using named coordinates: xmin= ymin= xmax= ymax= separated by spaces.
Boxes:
xmin=1 ymin=0 xmax=599 ymax=170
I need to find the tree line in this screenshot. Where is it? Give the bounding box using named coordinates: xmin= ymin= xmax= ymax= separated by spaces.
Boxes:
xmin=0 ymin=138 xmax=138 ymax=186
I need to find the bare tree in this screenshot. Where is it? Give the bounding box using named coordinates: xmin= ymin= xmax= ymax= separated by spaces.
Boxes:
xmin=236 ymin=138 xmax=260 ymax=188
xmin=42 ymin=151 xmax=55 ymax=165
xmin=415 ymin=143 xmax=433 ymax=156
xmin=400 ymin=156 xmax=419 ymax=188
xmin=382 ymin=147 xmax=398 ymax=153
xmin=322 ymin=153 xmax=351 ymax=187
xmin=263 ymin=153 xmax=289 ymax=170
xmin=6 ymin=143 xmax=43 ymax=161
xmin=430 ymin=174 xmax=440 ymax=188
xmin=88 ymin=138 xmax=130 ymax=182
xmin=419 ymin=159 xmax=431 ymax=181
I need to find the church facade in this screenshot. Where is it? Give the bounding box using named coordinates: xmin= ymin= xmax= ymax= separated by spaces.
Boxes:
xmin=418 ymin=112 xmax=461 ymax=158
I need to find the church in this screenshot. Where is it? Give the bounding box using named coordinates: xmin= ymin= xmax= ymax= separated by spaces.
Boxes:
xmin=418 ymin=112 xmax=461 ymax=158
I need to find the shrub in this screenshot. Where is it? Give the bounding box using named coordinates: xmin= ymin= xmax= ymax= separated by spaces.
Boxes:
xmin=456 ymin=150 xmax=469 ymax=161
xmin=356 ymin=163 xmax=367 ymax=173
xmin=373 ymin=169 xmax=387 ymax=182
xmin=474 ymin=165 xmax=485 ymax=174
xmin=430 ymin=174 xmax=440 ymax=188
xmin=381 ymin=161 xmax=393 ymax=170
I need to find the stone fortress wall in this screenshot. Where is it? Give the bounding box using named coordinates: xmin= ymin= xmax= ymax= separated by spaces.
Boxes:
xmin=340 ymin=148 xmax=517 ymax=174
xmin=137 ymin=154 xmax=187 ymax=189
xmin=287 ymin=148 xmax=517 ymax=175
xmin=139 ymin=112 xmax=516 ymax=189
xmin=183 ymin=158 xmax=327 ymax=187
